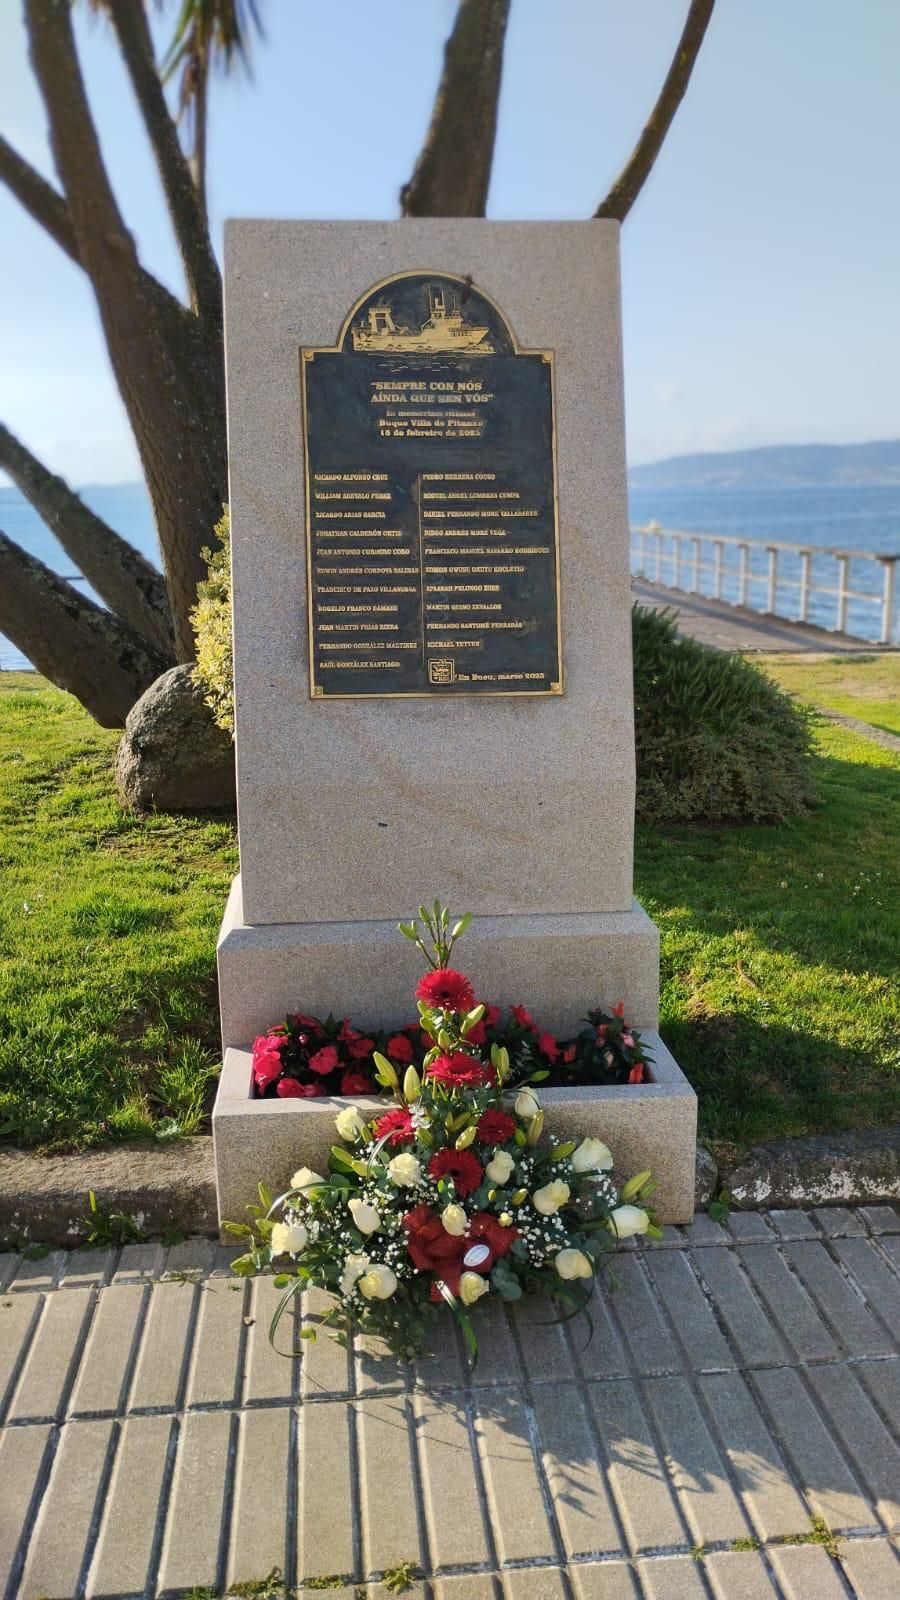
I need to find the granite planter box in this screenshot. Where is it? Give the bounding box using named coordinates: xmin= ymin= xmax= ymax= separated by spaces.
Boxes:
xmin=212 ymin=1031 xmax=697 ymax=1232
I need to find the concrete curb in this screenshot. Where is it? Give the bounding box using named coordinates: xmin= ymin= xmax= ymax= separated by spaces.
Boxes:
xmin=0 ymin=1138 xmax=217 ymax=1246
xmin=712 ymin=1126 xmax=900 ymax=1210
xmin=1 ymin=1128 xmax=897 ymax=1245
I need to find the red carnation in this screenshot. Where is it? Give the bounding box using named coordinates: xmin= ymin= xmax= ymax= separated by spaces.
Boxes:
xmin=426 ymin=1052 xmax=491 ymax=1089
xmin=347 ymin=1036 xmax=376 ymax=1060
xmin=416 ymin=968 xmax=476 ymax=1012
xmin=539 ymin=1033 xmax=560 ymax=1062
xmin=291 ymin=1012 xmax=323 ymax=1034
xmin=511 ymin=1005 xmax=537 ymax=1032
xmin=387 ymin=1033 xmax=414 ymax=1063
xmin=628 ymin=1062 xmax=645 ymax=1084
xmin=252 ymin=1036 xmax=283 ymax=1088
xmin=277 ymin=1077 xmax=318 ymax=1098
xmin=341 ymin=1070 xmax=371 ymax=1095
xmin=375 ymin=1106 xmax=415 ymax=1147
xmin=308 ymin=1044 xmax=340 ymax=1076
xmin=428 ymin=1148 xmax=483 ymax=1196
xmin=476 ymin=1108 xmax=515 ymax=1144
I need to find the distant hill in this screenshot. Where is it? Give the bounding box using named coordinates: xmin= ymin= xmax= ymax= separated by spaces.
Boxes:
xmin=628 ymin=441 xmax=900 ymax=490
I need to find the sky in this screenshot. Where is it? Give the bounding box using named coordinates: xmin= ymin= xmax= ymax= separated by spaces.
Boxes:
xmin=1 ymin=0 xmax=899 ymax=486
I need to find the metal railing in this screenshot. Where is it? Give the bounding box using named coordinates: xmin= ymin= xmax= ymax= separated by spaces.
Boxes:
xmin=630 ymin=524 xmax=899 ymax=645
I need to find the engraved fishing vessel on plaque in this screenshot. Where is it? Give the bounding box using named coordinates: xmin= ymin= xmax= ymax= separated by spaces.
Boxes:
xmin=301 ymin=271 xmax=562 ymax=699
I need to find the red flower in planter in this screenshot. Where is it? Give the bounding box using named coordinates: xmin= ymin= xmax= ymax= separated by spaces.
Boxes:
xmin=482 ymin=1004 xmax=502 ymax=1029
xmin=252 ymin=1036 xmax=284 ymax=1089
xmin=374 ymin=1107 xmax=416 ymax=1147
xmin=290 ymin=1012 xmax=324 ymax=1035
xmin=562 ymin=1044 xmax=577 ymax=1065
xmin=539 ymin=1033 xmax=560 ymax=1062
xmin=612 ymin=1001 xmax=626 ymax=1019
xmin=387 ymin=1033 xmax=414 ymax=1063
xmin=340 ymin=1071 xmax=371 ymax=1095
xmin=426 ymin=1052 xmax=491 ymax=1090
xmin=628 ymin=1062 xmax=645 ymax=1084
xmin=476 ymin=1108 xmax=515 ymax=1144
xmin=276 ymin=1077 xmax=318 ymax=1098
xmin=428 ymin=1148 xmax=483 ymax=1196
xmin=415 ymin=968 xmax=475 ymax=1012
xmin=465 ymin=1019 xmax=487 ymax=1046
xmin=308 ymin=1044 xmax=340 ymax=1076
xmin=511 ymin=1004 xmax=538 ymax=1032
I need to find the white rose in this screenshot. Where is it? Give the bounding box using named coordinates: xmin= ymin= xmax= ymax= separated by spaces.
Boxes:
xmin=340 ymin=1252 xmax=369 ymax=1297
xmin=270 ymin=1220 xmax=308 ymax=1257
xmin=348 ymin=1198 xmax=381 ymax=1235
xmin=485 ymin=1149 xmax=515 ymax=1185
xmin=609 ymin=1204 xmax=651 ymax=1239
xmin=441 ymin=1203 xmax=467 ymax=1236
xmin=533 ymin=1179 xmax=571 ymax=1216
xmin=335 ymin=1106 xmax=366 ymax=1141
xmin=459 ymin=1271 xmax=490 ymax=1306
xmin=514 ymin=1088 xmax=541 ymax=1120
xmin=571 ymin=1138 xmax=614 ymax=1174
xmin=554 ymin=1247 xmax=593 ymax=1280
xmin=291 ymin=1166 xmax=326 ymax=1194
xmin=358 ymin=1263 xmax=398 ymax=1300
xmin=387 ymin=1152 xmax=422 ymax=1187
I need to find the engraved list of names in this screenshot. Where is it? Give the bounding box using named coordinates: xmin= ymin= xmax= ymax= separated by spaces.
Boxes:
xmin=301 ymin=272 xmax=562 ymax=698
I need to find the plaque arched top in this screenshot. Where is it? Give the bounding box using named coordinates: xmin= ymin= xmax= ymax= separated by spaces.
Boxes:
xmin=335 ymin=271 xmax=518 ymax=358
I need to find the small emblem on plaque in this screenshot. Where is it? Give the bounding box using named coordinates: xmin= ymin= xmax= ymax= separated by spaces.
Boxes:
xmin=428 ymin=658 xmax=456 ymax=686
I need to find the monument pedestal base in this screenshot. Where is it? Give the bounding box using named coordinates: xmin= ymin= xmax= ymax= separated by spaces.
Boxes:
xmin=213 ymin=1036 xmax=697 ymax=1230
xmin=217 ymin=875 xmax=661 ymax=1046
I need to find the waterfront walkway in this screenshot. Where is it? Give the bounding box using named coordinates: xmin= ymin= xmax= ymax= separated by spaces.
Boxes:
xmin=631 ymin=580 xmax=891 ymax=655
xmin=2 ymin=1205 xmax=899 ymax=1599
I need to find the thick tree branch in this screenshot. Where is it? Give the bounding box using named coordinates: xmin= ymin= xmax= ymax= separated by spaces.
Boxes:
xmin=401 ymin=0 xmax=511 ymax=217
xmin=26 ymin=0 xmax=224 ymax=660
xmin=105 ymin=0 xmax=221 ymax=329
xmin=0 ymin=134 xmax=80 ymax=263
xmin=0 ymin=531 xmax=168 ymax=727
xmin=0 ymin=423 xmax=175 ymax=660
xmin=595 ymin=0 xmax=715 ymax=222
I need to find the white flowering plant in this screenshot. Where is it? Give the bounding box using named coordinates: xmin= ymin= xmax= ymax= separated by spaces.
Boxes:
xmin=227 ymin=904 xmax=660 ymax=1362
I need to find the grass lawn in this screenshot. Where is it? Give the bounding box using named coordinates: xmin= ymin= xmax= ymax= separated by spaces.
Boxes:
xmin=761 ymin=651 xmax=900 ymax=738
xmin=1 ymin=667 xmax=897 ymax=1154
xmin=0 ymin=674 xmax=236 ymax=1148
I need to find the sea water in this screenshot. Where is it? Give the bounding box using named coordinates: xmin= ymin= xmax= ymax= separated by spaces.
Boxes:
xmin=2 ymin=481 xmax=899 ymax=670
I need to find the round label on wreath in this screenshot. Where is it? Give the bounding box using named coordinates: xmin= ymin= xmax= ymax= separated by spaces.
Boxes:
xmin=463 ymin=1243 xmax=491 ymax=1268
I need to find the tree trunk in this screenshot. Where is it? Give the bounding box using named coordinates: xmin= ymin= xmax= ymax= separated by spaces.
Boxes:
xmin=25 ymin=0 xmax=226 ymax=662
xmin=106 ymin=0 xmax=221 ymax=330
xmin=0 ymin=424 xmax=175 ymax=660
xmin=0 ymin=532 xmax=169 ymax=727
xmin=401 ymin=0 xmax=511 ymax=217
xmin=595 ymin=0 xmax=716 ymax=222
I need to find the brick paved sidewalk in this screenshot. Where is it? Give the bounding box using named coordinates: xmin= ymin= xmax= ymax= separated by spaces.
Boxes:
xmin=1 ymin=1207 xmax=899 ymax=1600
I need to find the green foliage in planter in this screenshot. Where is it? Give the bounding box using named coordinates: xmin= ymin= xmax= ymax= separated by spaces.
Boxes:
xmin=191 ymin=508 xmax=234 ymax=737
xmin=632 ymin=604 xmax=816 ymax=824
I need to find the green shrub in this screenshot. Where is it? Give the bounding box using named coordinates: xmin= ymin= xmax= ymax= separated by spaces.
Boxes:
xmin=191 ymin=508 xmax=234 ymax=736
xmin=633 ymin=604 xmax=816 ymax=824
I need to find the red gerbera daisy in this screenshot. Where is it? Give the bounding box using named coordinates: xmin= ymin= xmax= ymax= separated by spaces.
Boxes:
xmin=428 ymin=1148 xmax=483 ymax=1196
xmin=476 ymin=1108 xmax=515 ymax=1144
xmin=415 ymin=968 xmax=476 ymax=1012
xmin=425 ymin=1052 xmax=491 ymax=1088
xmin=375 ymin=1106 xmax=415 ymax=1147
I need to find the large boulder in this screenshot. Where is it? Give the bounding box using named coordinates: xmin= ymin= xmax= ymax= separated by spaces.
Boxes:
xmin=115 ymin=664 xmax=236 ymax=812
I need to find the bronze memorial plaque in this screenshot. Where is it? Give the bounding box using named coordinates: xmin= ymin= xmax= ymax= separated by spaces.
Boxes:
xmin=301 ymin=271 xmax=562 ymax=698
